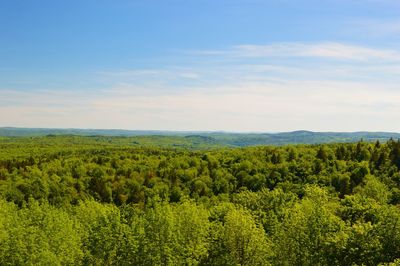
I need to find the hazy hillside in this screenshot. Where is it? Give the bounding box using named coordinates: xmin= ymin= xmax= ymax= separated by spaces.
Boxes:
xmin=1 ymin=127 xmax=400 ymax=147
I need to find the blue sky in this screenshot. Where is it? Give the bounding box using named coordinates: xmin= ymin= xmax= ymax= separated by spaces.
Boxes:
xmin=1 ymin=0 xmax=400 ymax=131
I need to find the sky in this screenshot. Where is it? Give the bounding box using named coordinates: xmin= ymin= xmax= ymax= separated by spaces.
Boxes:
xmin=1 ymin=0 xmax=400 ymax=132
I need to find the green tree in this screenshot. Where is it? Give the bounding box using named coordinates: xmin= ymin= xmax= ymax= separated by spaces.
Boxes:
xmin=224 ymin=207 xmax=272 ymax=265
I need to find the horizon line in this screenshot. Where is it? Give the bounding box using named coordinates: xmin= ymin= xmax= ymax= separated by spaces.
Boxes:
xmin=1 ymin=126 xmax=400 ymax=135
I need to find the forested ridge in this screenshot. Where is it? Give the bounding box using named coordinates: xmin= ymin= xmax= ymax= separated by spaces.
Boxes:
xmin=2 ymin=127 xmax=400 ymax=146
xmin=2 ymin=136 xmax=400 ymax=265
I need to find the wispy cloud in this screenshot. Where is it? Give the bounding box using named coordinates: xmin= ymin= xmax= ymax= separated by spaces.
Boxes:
xmin=2 ymin=78 xmax=400 ymax=131
xmin=98 ymin=69 xmax=163 ymax=78
xmin=195 ymin=42 xmax=400 ymax=61
xmin=3 ymin=41 xmax=400 ymax=131
xmin=350 ymin=19 xmax=400 ymax=39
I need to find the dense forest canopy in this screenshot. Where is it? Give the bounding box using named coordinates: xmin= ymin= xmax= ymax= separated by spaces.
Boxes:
xmin=1 ymin=135 xmax=400 ymax=265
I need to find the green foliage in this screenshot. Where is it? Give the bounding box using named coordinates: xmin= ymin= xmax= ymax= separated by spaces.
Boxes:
xmin=1 ymin=136 xmax=400 ymax=265
xmin=0 ymin=199 xmax=83 ymax=265
xmin=224 ymin=208 xmax=272 ymax=265
xmin=274 ymin=186 xmax=346 ymax=265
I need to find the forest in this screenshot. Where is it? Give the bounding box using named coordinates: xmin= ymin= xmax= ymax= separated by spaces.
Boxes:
xmin=2 ymin=127 xmax=400 ymax=146
xmin=1 ymin=135 xmax=400 ymax=265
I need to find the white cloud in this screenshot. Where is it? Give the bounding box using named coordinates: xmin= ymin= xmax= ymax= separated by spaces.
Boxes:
xmin=98 ymin=68 xmax=201 ymax=82
xmin=3 ymin=41 xmax=400 ymax=132
xmin=196 ymin=42 xmax=400 ymax=61
xmin=351 ymin=19 xmax=400 ymax=37
xmin=2 ymin=78 xmax=400 ymax=132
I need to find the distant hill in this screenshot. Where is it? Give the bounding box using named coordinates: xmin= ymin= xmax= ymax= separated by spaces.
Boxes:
xmin=0 ymin=127 xmax=184 ymax=137
xmin=1 ymin=127 xmax=400 ymax=147
xmin=205 ymin=130 xmax=400 ymax=146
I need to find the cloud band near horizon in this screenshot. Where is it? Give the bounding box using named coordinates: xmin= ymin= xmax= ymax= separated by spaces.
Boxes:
xmin=1 ymin=42 xmax=400 ymax=132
